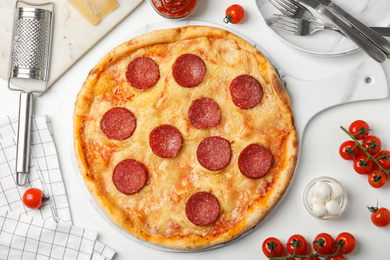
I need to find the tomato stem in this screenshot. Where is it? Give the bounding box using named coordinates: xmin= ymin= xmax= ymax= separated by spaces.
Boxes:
xmin=268 ymin=241 xmax=282 ymax=258
xmin=373 ymin=172 xmax=384 ymax=183
xmin=367 ymin=200 xmax=380 ymax=213
xmin=367 ymin=205 xmax=378 ymax=213
xmin=223 ymin=14 xmax=232 ymax=23
xmin=313 ymin=238 xmax=325 ymax=252
xmin=340 ymin=126 xmax=389 ymax=176
xmin=42 ymin=196 xmax=50 ymax=203
xmin=269 ymin=243 xmax=342 ymax=259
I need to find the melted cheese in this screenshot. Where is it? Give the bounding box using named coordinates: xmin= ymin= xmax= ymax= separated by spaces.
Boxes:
xmin=69 ymin=0 xmax=118 ymax=25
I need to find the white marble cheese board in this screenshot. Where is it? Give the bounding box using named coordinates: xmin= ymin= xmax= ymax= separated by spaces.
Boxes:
xmin=0 ymin=0 xmax=143 ymax=88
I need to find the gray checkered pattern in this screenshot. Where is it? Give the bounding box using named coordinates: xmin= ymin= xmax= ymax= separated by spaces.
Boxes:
xmin=0 ymin=114 xmax=115 ymax=260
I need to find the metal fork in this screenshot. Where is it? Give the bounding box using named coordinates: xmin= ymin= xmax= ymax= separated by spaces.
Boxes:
xmin=268 ymin=0 xmax=335 ymax=35
xmin=268 ymin=0 xmax=389 ymax=62
xmin=269 ymin=0 xmax=311 ymax=19
xmin=269 ymin=14 xmax=337 ymax=36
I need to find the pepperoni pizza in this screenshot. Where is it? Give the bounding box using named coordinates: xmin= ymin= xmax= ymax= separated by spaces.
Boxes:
xmin=73 ymin=26 xmax=298 ymax=250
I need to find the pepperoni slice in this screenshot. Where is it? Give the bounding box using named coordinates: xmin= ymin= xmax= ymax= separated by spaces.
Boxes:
xmin=188 ymin=97 xmax=221 ymax=129
xmin=149 ymin=125 xmax=183 ymax=158
xmin=197 ymin=136 xmax=231 ymax=171
xmin=185 ymin=192 xmax=220 ymax=226
xmin=172 ymin=54 xmax=206 ymax=88
xmin=238 ymin=144 xmax=272 ymax=179
xmin=100 ymin=107 xmax=136 ymax=140
xmin=229 ymin=74 xmax=263 ymax=109
xmin=112 ymin=159 xmax=148 ymax=195
xmin=126 ymin=57 xmax=160 ymax=90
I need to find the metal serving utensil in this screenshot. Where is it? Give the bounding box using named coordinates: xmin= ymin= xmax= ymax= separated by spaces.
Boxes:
xmin=271 ymin=0 xmax=387 ymax=62
xmin=316 ymin=0 xmax=390 ymax=57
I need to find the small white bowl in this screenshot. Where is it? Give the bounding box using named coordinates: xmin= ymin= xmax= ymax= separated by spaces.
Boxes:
xmin=303 ymin=176 xmax=347 ymax=220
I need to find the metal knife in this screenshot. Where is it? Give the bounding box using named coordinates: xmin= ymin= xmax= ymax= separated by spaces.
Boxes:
xmin=373 ymin=27 xmax=390 ymax=37
xmin=296 ymin=0 xmax=387 ymax=63
xmin=316 ymin=0 xmax=390 ymax=57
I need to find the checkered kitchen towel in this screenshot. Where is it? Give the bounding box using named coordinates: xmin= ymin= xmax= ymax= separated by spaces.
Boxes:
xmin=0 ymin=113 xmax=115 ymax=260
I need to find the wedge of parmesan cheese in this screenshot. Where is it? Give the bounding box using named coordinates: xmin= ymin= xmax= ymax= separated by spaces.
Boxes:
xmin=68 ymin=0 xmax=119 ymax=25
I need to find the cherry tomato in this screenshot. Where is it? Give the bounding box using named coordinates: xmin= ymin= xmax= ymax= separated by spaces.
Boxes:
xmin=375 ymin=150 xmax=390 ymax=170
xmin=262 ymin=237 xmax=284 ymax=258
xmin=362 ymin=135 xmax=382 ymax=156
xmin=339 ymin=140 xmax=361 ymax=160
xmin=368 ymin=206 xmax=390 ymax=227
xmin=353 ymin=154 xmax=374 ymax=174
xmin=335 ymin=232 xmax=356 ymax=254
xmin=313 ymin=233 xmax=335 ymax=254
xmin=368 ymin=169 xmax=388 ymax=188
xmin=22 ymin=188 xmax=49 ymax=209
xmin=349 ymin=120 xmax=370 ymax=140
xmin=223 ymin=4 xmax=245 ymax=24
xmin=286 ymin=234 xmax=307 ymax=255
xmin=329 ymin=253 xmax=345 ymax=260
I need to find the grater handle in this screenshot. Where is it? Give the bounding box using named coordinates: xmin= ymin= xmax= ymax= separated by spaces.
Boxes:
xmin=16 ymin=92 xmax=33 ymax=186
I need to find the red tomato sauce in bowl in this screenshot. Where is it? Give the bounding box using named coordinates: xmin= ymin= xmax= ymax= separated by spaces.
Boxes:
xmin=150 ymin=0 xmax=199 ymax=19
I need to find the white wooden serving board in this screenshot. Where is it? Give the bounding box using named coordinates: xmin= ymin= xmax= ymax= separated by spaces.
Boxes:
xmin=0 ymin=0 xmax=143 ymax=88
xmin=71 ymin=21 xmax=389 ymax=252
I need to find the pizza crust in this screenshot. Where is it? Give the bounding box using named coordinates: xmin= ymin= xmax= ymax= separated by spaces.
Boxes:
xmin=73 ymin=26 xmax=298 ymax=250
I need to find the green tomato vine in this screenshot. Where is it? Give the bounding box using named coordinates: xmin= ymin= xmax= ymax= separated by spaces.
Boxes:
xmin=340 ymin=125 xmax=389 ymax=176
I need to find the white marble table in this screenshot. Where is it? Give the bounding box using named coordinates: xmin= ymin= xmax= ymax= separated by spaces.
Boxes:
xmin=1 ymin=1 xmax=390 ymax=259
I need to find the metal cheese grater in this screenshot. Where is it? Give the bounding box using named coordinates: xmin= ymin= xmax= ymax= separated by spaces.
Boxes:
xmin=8 ymin=0 xmax=54 ymax=186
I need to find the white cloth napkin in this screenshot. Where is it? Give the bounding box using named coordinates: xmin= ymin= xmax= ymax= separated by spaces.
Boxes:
xmin=0 ymin=209 xmax=97 ymax=260
xmin=0 ymin=114 xmax=115 ymax=260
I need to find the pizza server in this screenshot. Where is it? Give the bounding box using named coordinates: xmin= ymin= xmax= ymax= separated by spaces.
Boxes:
xmin=7 ymin=0 xmax=54 ymax=186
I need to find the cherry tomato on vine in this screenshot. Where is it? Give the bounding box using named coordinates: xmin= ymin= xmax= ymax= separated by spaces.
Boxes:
xmin=368 ymin=169 xmax=388 ymax=188
xmin=223 ymin=4 xmax=245 ymax=24
xmin=22 ymin=188 xmax=49 ymax=209
xmin=368 ymin=206 xmax=390 ymax=227
xmin=375 ymin=150 xmax=390 ymax=170
xmin=335 ymin=232 xmax=356 ymax=254
xmin=262 ymin=237 xmax=284 ymax=258
xmin=313 ymin=233 xmax=335 ymax=254
xmin=329 ymin=253 xmax=345 ymax=260
xmin=362 ymin=135 xmax=382 ymax=156
xmin=353 ymin=154 xmax=374 ymax=174
xmin=286 ymin=234 xmax=307 ymax=255
xmin=349 ymin=120 xmax=370 ymax=140
xmin=339 ymin=140 xmax=361 ymax=160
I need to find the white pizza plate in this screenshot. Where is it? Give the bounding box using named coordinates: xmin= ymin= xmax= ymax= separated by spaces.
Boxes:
xmin=255 ymin=0 xmax=390 ymax=56
xmin=71 ymin=20 xmax=388 ymax=252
